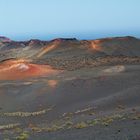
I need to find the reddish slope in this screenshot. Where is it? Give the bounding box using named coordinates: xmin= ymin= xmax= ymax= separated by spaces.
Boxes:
xmin=0 ymin=59 xmax=61 ymax=80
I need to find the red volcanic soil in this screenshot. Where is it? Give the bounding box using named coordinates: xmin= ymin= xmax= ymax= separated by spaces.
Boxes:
xmin=0 ymin=59 xmax=61 ymax=80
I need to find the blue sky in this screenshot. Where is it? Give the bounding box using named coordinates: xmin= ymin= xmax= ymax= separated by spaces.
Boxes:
xmin=0 ymin=0 xmax=140 ymax=40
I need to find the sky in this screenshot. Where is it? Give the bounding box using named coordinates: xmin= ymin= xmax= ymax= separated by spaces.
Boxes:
xmin=0 ymin=0 xmax=140 ymax=41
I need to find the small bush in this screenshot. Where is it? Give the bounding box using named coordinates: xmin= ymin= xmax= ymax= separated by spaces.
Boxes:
xmin=16 ymin=132 xmax=29 ymax=140
xmin=74 ymin=122 xmax=88 ymax=129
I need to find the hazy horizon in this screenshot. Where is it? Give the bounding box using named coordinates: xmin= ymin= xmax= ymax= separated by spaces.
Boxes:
xmin=0 ymin=0 xmax=140 ymax=41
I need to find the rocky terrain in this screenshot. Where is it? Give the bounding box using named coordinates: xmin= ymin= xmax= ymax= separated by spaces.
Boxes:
xmin=0 ymin=36 xmax=140 ymax=70
xmin=0 ymin=36 xmax=140 ymax=140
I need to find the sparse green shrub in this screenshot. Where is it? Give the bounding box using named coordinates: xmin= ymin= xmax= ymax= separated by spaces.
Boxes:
xmin=15 ymin=131 xmax=29 ymax=140
xmin=74 ymin=122 xmax=88 ymax=129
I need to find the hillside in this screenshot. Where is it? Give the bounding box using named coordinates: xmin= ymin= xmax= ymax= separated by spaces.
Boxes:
xmin=0 ymin=36 xmax=140 ymax=70
xmin=0 ymin=36 xmax=140 ymax=140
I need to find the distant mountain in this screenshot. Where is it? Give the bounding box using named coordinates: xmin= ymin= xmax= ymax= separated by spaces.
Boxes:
xmin=90 ymin=36 xmax=140 ymax=56
xmin=0 ymin=36 xmax=140 ymax=70
xmin=0 ymin=36 xmax=11 ymax=42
